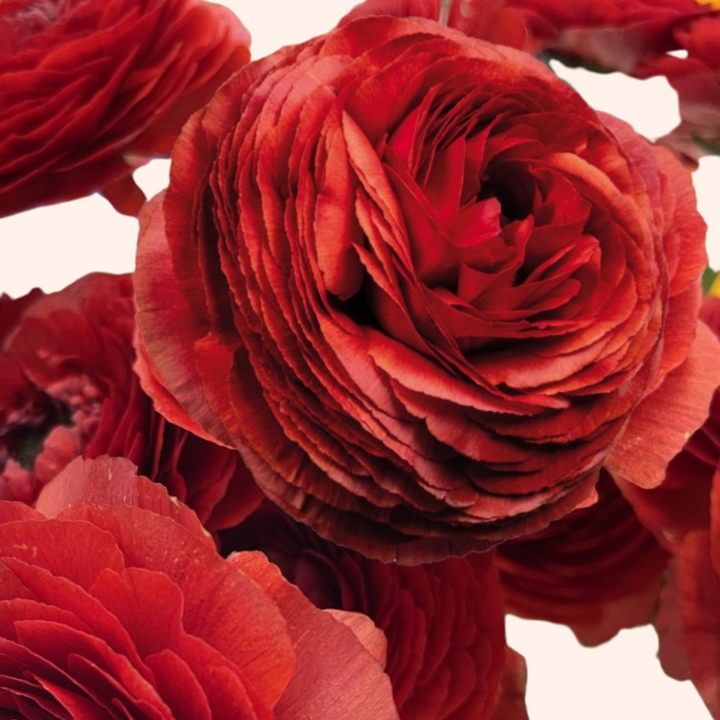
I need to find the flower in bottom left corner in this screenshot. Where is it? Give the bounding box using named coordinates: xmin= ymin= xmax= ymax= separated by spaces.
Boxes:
xmin=0 ymin=455 xmax=400 ymax=720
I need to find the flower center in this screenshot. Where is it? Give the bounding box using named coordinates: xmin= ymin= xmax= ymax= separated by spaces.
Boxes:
xmin=690 ymin=0 xmax=720 ymax=8
xmin=2 ymin=399 xmax=71 ymax=471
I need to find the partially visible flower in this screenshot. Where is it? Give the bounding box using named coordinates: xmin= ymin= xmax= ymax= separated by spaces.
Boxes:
xmin=0 ymin=455 xmax=400 ymax=720
xmin=0 ymin=0 xmax=251 ymax=217
xmin=614 ymin=296 xmax=720 ymax=717
xmin=640 ymin=13 xmax=720 ymax=160
xmin=339 ymin=0 xmax=533 ymax=50
xmin=223 ymin=502 xmax=528 ymax=720
xmin=497 ymin=0 xmax=713 ymax=71
xmin=496 ymin=470 xmax=669 ymax=646
xmin=493 ymin=0 xmax=720 ymax=160
xmin=0 ymin=273 xmax=262 ymax=529
xmin=135 ymin=16 xmax=717 ymax=563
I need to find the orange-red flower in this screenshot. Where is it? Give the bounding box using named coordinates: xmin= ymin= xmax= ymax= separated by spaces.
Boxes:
xmin=0 ymin=0 xmax=250 ymax=217
xmin=135 ymin=16 xmax=716 ymax=563
xmin=0 ymin=456 xmax=400 ymax=720
xmin=0 ymin=273 xmax=262 ymax=529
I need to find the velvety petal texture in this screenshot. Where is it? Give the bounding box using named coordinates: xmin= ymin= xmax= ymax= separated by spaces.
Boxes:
xmin=0 ymin=456 xmax=400 ymax=720
xmin=223 ymin=503 xmax=528 ymax=720
xmin=339 ymin=0 xmax=533 ymax=50
xmin=0 ymin=273 xmax=263 ymax=530
xmin=135 ymin=16 xmax=713 ymax=563
xmin=617 ymin=297 xmax=720 ymax=718
xmin=497 ymin=0 xmax=720 ymax=159
xmin=0 ymin=0 xmax=251 ymax=217
xmin=496 ymin=470 xmax=669 ymax=646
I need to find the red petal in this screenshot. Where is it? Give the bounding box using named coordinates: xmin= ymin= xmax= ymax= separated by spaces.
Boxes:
xmin=607 ymin=320 xmax=720 ymax=488
xmin=230 ymin=551 xmax=400 ymax=720
xmin=36 ymin=456 xmax=212 ymax=546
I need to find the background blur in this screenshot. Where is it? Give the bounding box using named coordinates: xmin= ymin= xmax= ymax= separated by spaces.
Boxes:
xmin=1 ymin=2 xmax=717 ymax=718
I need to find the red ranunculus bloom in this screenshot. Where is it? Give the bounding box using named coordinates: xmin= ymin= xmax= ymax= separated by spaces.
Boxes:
xmin=496 ymin=0 xmax=720 ymax=159
xmin=496 ymin=0 xmax=713 ymax=70
xmin=496 ymin=469 xmax=669 ymax=646
xmin=615 ymin=296 xmax=720 ymax=718
xmin=0 ymin=0 xmax=250 ymax=217
xmin=135 ymin=16 xmax=717 ymax=563
xmin=639 ymin=12 xmax=720 ymax=160
xmin=0 ymin=455 xmax=400 ymax=720
xmin=339 ymin=0 xmax=533 ymax=51
xmin=223 ymin=502 xmax=528 ymax=720
xmin=0 ymin=273 xmax=263 ymax=529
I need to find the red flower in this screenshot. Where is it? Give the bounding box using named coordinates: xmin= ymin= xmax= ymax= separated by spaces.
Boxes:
xmin=0 ymin=273 xmax=262 ymax=530
xmin=495 ymin=0 xmax=720 ymax=159
xmin=223 ymin=503 xmax=528 ymax=720
xmin=640 ymin=13 xmax=720 ymax=160
xmin=339 ymin=0 xmax=533 ymax=51
xmin=496 ymin=470 xmax=669 ymax=646
xmin=616 ymin=296 xmax=720 ymax=717
xmin=497 ymin=0 xmax=712 ymax=70
xmin=135 ymin=16 xmax=716 ymax=563
xmin=0 ymin=0 xmax=250 ymax=217
xmin=0 ymin=455 xmax=400 ymax=720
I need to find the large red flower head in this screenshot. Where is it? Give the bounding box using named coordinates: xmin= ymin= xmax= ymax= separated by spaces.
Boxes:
xmin=0 ymin=0 xmax=251 ymax=217
xmin=0 ymin=456 xmax=400 ymax=720
xmin=135 ymin=16 xmax=716 ymax=563
xmin=223 ymin=503 xmax=528 ymax=720
xmin=0 ymin=273 xmax=262 ymax=530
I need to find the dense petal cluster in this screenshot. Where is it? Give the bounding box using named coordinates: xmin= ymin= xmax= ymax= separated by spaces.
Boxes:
xmin=0 ymin=273 xmax=262 ymax=529
xmin=0 ymin=456 xmax=399 ymax=720
xmin=223 ymin=503 xmax=528 ymax=720
xmin=496 ymin=470 xmax=669 ymax=646
xmin=135 ymin=15 xmax=714 ymax=563
xmin=0 ymin=0 xmax=251 ymax=217
xmin=496 ymin=0 xmax=720 ymax=159
xmin=339 ymin=0 xmax=533 ymax=50
xmin=617 ymin=296 xmax=720 ymax=718
xmin=498 ymin=0 xmax=713 ymax=66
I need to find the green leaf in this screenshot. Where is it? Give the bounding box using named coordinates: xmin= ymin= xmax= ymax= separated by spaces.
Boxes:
xmin=703 ymin=265 xmax=719 ymax=295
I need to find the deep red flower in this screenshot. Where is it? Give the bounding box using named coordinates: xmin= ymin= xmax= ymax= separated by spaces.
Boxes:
xmin=0 ymin=455 xmax=400 ymax=720
xmin=613 ymin=296 xmax=720 ymax=717
xmin=639 ymin=13 xmax=720 ymax=160
xmin=339 ymin=0 xmax=533 ymax=51
xmin=495 ymin=0 xmax=720 ymax=159
xmin=0 ymin=273 xmax=263 ymax=530
xmin=496 ymin=470 xmax=669 ymax=646
xmin=135 ymin=16 xmax=717 ymax=563
xmin=497 ymin=0 xmax=712 ymax=69
xmin=223 ymin=502 xmax=528 ymax=720
xmin=0 ymin=0 xmax=250 ymax=217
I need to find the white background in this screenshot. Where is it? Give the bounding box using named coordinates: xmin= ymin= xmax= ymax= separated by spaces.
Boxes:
xmin=1 ymin=2 xmax=718 ymax=718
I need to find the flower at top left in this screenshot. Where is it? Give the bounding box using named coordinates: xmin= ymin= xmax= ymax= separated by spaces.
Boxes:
xmin=0 ymin=272 xmax=263 ymax=530
xmin=0 ymin=0 xmax=251 ymax=218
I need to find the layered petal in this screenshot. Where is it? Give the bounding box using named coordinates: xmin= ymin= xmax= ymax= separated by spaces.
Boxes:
xmin=0 ymin=456 xmax=400 ymax=720
xmin=136 ymin=15 xmax=713 ymax=562
xmin=0 ymin=0 xmax=251 ymax=216
xmin=0 ymin=273 xmax=263 ymax=530
xmin=223 ymin=502 xmax=527 ymax=720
